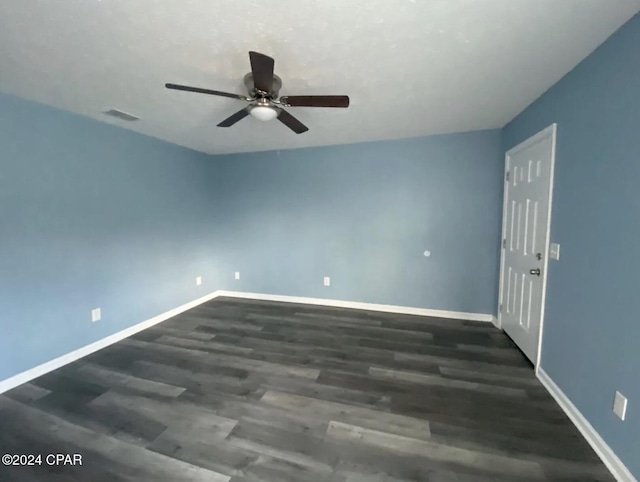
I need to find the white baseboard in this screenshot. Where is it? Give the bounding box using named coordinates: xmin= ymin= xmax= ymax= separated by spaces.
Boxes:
xmin=491 ymin=316 xmax=500 ymax=329
xmin=215 ymin=290 xmax=494 ymax=322
xmin=537 ymin=369 xmax=636 ymax=482
xmin=0 ymin=290 xmax=220 ymax=395
xmin=0 ymin=289 xmax=494 ymax=396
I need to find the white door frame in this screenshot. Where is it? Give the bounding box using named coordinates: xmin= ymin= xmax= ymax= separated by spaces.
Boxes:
xmin=496 ymin=123 xmax=557 ymax=372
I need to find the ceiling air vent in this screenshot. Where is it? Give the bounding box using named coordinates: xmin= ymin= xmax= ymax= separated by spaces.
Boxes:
xmin=103 ymin=109 xmax=140 ymax=121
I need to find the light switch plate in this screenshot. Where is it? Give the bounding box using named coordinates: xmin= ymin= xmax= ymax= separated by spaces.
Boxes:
xmin=91 ymin=308 xmax=101 ymax=323
xmin=234 ymin=272 xmax=240 ymax=280
xmin=550 ymin=243 xmax=560 ymax=260
xmin=614 ymin=391 xmax=628 ymax=421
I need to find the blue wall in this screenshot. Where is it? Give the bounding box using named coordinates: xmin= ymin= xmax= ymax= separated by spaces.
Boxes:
xmin=0 ymin=93 xmax=220 ymax=381
xmin=213 ymin=130 xmax=503 ymax=315
xmin=502 ymin=13 xmax=640 ymax=478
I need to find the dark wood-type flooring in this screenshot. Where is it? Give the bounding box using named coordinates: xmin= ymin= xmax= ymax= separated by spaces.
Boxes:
xmin=0 ymin=297 xmax=614 ymax=481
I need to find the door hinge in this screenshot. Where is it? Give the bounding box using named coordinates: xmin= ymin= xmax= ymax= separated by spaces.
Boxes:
xmin=502 ymin=239 xmax=506 ymax=248
xmin=499 ymin=303 xmax=503 ymax=312
xmin=506 ymin=171 xmax=510 ymax=181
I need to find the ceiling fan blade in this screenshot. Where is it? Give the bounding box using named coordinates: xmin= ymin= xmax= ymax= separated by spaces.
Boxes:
xmin=276 ymin=108 xmax=309 ymax=134
xmin=280 ymin=95 xmax=349 ymax=108
xmin=249 ymin=51 xmax=275 ymax=93
xmin=165 ymin=83 xmax=247 ymax=101
xmin=217 ymin=107 xmax=251 ymax=127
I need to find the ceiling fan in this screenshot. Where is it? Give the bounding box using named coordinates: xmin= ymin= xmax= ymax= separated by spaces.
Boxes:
xmin=165 ymin=51 xmax=349 ymax=134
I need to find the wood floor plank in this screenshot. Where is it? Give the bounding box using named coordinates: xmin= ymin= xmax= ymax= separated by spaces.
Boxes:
xmin=33 ymin=390 xmax=169 ymax=446
xmin=89 ymin=389 xmax=238 ymax=440
xmin=368 ymin=366 xmax=529 ymax=397
xmin=138 ymin=325 xmax=217 ymax=341
xmin=394 ymin=351 xmax=534 ymax=375
xmin=125 ymin=360 xmax=262 ymax=399
xmin=251 ymin=313 xmax=435 ymax=342
xmin=0 ymin=396 xmax=231 ymax=482
xmin=148 ymin=432 xmax=257 ymax=478
xmin=122 ymin=338 xmax=320 ymax=379
xmin=72 ymin=362 xmax=187 ymax=398
xmin=226 ymin=436 xmax=335 ymax=474
xmin=179 ymin=314 xmax=265 ymax=332
xmin=4 ymin=382 xmax=51 ymax=404
xmin=326 ymin=421 xmax=545 ymax=479
xmin=260 ymin=390 xmax=432 ymax=441
xmin=438 ymin=365 xmax=540 ymax=386
xmin=153 ymin=334 xmax=254 ymax=355
xmin=248 ymin=372 xmax=391 ymax=409
xmin=230 ymin=453 xmax=342 ymax=482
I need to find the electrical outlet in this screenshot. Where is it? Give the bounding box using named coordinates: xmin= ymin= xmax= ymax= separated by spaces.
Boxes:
xmin=550 ymin=243 xmax=560 ymax=260
xmin=235 ymin=272 xmax=240 ymax=280
xmin=196 ymin=276 xmax=202 ymax=286
xmin=613 ymin=391 xmax=628 ymax=421
xmin=324 ymin=276 xmax=331 ymax=287
xmin=91 ymin=308 xmax=101 ymax=323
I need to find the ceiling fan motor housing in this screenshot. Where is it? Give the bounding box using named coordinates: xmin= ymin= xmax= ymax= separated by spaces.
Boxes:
xmin=244 ymin=73 xmax=282 ymax=99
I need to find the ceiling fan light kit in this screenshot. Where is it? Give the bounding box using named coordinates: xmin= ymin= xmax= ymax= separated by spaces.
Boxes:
xmin=250 ymin=104 xmax=278 ymax=122
xmin=166 ymin=51 xmax=349 ymax=134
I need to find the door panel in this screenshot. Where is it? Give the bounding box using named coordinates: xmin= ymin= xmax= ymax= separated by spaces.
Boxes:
xmin=499 ymin=125 xmax=556 ymax=365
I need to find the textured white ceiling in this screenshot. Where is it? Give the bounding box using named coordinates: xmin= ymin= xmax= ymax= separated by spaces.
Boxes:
xmin=1 ymin=1 xmax=638 ymax=155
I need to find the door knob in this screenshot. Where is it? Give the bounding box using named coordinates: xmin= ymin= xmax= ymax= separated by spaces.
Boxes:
xmin=530 ymin=268 xmax=541 ymax=276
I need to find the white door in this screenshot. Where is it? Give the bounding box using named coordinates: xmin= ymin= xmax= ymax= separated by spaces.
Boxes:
xmin=498 ymin=124 xmax=556 ymax=366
